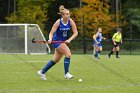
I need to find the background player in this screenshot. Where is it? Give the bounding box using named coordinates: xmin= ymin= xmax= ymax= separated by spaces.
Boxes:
xmin=93 ymin=27 xmax=106 ymax=59
xmin=107 ymin=28 xmax=123 ymax=58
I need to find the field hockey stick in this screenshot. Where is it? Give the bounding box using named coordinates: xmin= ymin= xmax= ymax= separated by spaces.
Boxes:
xmin=32 ymin=38 xmax=65 ymax=44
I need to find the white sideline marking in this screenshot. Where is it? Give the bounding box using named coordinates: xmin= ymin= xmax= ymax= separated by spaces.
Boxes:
xmin=0 ymin=60 xmax=64 ymax=63
xmin=0 ymin=84 xmax=139 ymax=92
xmin=0 ymin=60 xmax=48 ymax=63
xmin=27 ymin=61 xmax=47 ymax=62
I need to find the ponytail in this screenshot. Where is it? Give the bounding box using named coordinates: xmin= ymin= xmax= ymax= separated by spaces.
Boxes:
xmin=58 ymin=5 xmax=65 ymax=15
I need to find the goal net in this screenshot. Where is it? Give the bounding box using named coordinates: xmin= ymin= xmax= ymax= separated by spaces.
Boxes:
xmin=0 ymin=24 xmax=50 ymax=54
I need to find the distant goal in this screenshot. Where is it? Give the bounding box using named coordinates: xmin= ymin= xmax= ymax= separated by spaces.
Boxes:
xmin=0 ymin=24 xmax=50 ymax=54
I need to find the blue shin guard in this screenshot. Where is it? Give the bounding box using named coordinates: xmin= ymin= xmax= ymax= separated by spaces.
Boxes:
xmin=64 ymin=57 xmax=70 ymax=74
xmin=94 ymin=51 xmax=98 ymax=58
xmin=42 ymin=60 xmax=56 ymax=74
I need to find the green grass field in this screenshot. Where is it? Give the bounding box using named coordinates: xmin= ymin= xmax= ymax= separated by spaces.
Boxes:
xmin=0 ymin=54 xmax=140 ymax=93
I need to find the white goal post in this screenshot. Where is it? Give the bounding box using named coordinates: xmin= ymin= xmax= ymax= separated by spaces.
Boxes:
xmin=0 ymin=24 xmax=50 ymax=54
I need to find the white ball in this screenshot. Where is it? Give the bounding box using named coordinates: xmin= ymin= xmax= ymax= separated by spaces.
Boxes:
xmin=78 ymin=79 xmax=82 ymax=82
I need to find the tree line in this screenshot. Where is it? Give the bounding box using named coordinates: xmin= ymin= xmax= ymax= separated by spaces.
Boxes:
xmin=0 ymin=0 xmax=140 ymax=39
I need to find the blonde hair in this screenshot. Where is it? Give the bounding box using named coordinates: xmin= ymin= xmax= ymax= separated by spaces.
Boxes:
xmin=58 ymin=5 xmax=69 ymax=16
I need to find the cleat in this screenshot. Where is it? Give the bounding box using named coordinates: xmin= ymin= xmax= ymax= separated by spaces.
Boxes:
xmin=116 ymin=56 xmax=120 ymax=58
xmin=95 ymin=57 xmax=100 ymax=59
xmin=37 ymin=70 xmax=47 ymax=80
xmin=64 ymin=72 xmax=74 ymax=79
xmin=107 ymin=54 xmax=110 ymax=58
xmin=94 ymin=54 xmax=100 ymax=59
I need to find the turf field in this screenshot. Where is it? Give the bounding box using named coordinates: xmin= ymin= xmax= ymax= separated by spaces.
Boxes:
xmin=0 ymin=54 xmax=140 ymax=93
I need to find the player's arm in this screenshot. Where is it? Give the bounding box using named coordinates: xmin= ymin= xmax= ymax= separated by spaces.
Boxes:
xmin=102 ymin=37 xmax=106 ymax=40
xmin=93 ymin=33 xmax=99 ymax=44
xmin=48 ymin=19 xmax=60 ymax=43
xmin=93 ymin=35 xmax=95 ymax=40
xmin=120 ymin=39 xmax=123 ymax=44
xmin=120 ymin=34 xmax=123 ymax=44
xmin=66 ymin=19 xmax=78 ymax=43
xmin=112 ymin=33 xmax=116 ymax=45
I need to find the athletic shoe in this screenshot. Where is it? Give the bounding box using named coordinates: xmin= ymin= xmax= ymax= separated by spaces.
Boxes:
xmin=116 ymin=56 xmax=120 ymax=58
xmin=107 ymin=54 xmax=110 ymax=58
xmin=37 ymin=70 xmax=47 ymax=80
xmin=94 ymin=54 xmax=100 ymax=59
xmin=64 ymin=72 xmax=74 ymax=79
xmin=95 ymin=57 xmax=100 ymax=59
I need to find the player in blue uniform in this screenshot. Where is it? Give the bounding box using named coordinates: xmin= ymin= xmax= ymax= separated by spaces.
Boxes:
xmin=37 ymin=6 xmax=78 ymax=80
xmin=93 ymin=28 xmax=105 ymax=59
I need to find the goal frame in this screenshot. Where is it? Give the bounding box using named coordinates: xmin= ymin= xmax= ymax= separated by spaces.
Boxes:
xmin=0 ymin=24 xmax=50 ymax=54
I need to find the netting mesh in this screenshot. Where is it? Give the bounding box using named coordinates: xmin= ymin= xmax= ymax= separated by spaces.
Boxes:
xmin=0 ymin=24 xmax=49 ymax=54
xmin=27 ymin=25 xmax=49 ymax=54
xmin=0 ymin=25 xmax=24 ymax=53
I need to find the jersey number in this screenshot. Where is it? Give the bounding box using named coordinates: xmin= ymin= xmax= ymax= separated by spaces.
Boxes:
xmin=63 ymin=31 xmax=67 ymax=37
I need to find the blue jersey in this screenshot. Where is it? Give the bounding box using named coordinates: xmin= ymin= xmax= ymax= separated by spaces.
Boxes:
xmin=95 ymin=32 xmax=102 ymax=43
xmin=93 ymin=32 xmax=103 ymax=47
xmin=52 ymin=18 xmax=71 ymax=41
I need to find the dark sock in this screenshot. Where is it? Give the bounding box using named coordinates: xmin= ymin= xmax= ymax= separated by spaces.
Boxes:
xmin=98 ymin=50 xmax=101 ymax=55
xmin=64 ymin=57 xmax=70 ymax=74
xmin=42 ymin=60 xmax=56 ymax=74
xmin=116 ymin=51 xmax=119 ymax=57
xmin=94 ymin=51 xmax=98 ymax=57
xmin=109 ymin=51 xmax=113 ymax=56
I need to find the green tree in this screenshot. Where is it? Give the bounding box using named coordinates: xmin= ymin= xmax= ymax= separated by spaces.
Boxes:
xmin=121 ymin=0 xmax=140 ymax=39
xmin=6 ymin=0 xmax=52 ymax=33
